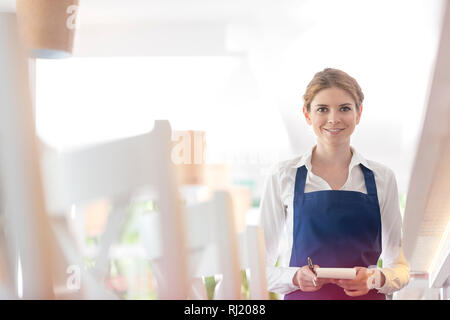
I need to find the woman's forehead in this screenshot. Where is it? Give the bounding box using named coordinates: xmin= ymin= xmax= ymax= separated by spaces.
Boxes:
xmin=312 ymin=87 xmax=355 ymax=105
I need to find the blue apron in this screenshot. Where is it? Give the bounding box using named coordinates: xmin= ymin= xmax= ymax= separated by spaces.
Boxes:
xmin=284 ymin=164 xmax=385 ymax=300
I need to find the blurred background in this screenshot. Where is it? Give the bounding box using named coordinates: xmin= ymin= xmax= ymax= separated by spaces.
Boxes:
xmin=0 ymin=0 xmax=449 ymax=300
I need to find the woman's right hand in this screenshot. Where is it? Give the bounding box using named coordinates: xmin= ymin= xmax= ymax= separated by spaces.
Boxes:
xmin=293 ymin=265 xmax=333 ymax=292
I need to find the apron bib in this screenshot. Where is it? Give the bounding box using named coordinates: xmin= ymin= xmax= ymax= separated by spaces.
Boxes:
xmin=284 ymin=164 xmax=385 ymax=300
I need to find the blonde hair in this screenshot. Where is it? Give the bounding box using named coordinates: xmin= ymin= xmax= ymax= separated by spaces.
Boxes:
xmin=303 ymin=68 xmax=364 ymax=112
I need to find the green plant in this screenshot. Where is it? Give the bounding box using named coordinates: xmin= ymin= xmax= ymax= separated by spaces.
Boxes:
xmin=204 ymin=276 xmax=216 ymax=300
xmin=241 ymin=270 xmax=250 ymax=299
xmin=203 ymin=271 xmax=250 ymax=300
xmin=399 ymin=193 xmax=407 ymax=219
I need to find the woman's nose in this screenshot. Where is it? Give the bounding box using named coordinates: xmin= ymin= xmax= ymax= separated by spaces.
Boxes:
xmin=327 ymin=111 xmax=341 ymax=124
xmin=327 ymin=119 xmax=340 ymax=124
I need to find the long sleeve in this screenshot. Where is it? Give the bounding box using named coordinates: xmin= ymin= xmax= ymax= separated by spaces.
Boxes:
xmin=259 ymin=166 xmax=299 ymax=295
xmin=376 ymin=168 xmax=410 ymax=295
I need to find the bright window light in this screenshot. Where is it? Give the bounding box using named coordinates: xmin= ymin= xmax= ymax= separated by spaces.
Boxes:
xmin=36 ymin=56 xmax=290 ymax=163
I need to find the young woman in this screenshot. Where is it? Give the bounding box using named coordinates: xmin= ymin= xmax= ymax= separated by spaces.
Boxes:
xmin=259 ymin=68 xmax=410 ymax=300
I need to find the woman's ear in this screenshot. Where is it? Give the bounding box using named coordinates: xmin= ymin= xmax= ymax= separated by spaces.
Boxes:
xmin=356 ymin=104 xmax=363 ymax=125
xmin=303 ymin=106 xmax=312 ymax=125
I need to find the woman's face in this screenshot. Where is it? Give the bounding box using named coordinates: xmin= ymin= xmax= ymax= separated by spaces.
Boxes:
xmin=303 ymin=87 xmax=362 ymax=147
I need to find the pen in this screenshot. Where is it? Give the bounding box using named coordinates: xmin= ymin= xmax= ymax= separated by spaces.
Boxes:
xmin=307 ymin=257 xmax=317 ymax=287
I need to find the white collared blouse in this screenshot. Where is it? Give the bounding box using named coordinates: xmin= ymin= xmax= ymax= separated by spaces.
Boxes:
xmin=259 ymin=146 xmax=410 ymax=296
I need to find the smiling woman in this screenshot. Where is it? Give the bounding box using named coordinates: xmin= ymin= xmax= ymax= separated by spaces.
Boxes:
xmin=301 ymin=69 xmax=364 ymax=154
xmin=305 ymin=87 xmax=361 ymax=148
xmin=259 ymin=68 xmax=411 ymax=300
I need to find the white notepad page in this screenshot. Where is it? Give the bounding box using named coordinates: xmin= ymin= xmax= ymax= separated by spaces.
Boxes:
xmin=316 ymin=268 xmax=356 ymax=280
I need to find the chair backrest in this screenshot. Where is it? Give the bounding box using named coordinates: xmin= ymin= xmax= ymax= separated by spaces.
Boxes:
xmin=41 ymin=123 xmax=162 ymax=214
xmin=40 ymin=120 xmax=190 ymax=299
xmin=139 ymin=190 xmax=242 ymax=299
xmin=188 ymin=191 xmax=243 ymax=299
xmin=139 ymin=190 xmax=269 ymax=300
xmin=238 ymin=225 xmax=269 ymax=300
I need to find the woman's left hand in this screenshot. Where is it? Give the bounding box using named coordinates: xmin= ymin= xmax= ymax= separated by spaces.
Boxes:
xmin=332 ymin=267 xmax=373 ymax=297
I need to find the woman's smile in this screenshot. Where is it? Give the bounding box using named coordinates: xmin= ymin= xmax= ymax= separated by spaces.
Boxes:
xmin=323 ymin=128 xmax=345 ymax=135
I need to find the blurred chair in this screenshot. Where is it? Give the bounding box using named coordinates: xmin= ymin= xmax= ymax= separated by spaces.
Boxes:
xmin=185 ymin=191 xmax=242 ymax=299
xmin=1 ymin=12 xmax=57 ymax=299
xmin=40 ymin=120 xmax=190 ymax=299
xmin=238 ymin=225 xmax=269 ymax=300
xmin=139 ymin=190 xmax=269 ymax=300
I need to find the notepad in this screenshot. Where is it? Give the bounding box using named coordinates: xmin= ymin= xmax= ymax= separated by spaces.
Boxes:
xmin=316 ymin=268 xmax=356 ymax=280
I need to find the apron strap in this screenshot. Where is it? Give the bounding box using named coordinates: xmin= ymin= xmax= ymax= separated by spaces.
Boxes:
xmin=294 ymin=165 xmax=307 ymax=198
xmin=359 ymin=164 xmax=378 ymax=197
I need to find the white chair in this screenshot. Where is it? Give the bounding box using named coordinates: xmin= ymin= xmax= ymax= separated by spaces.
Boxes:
xmin=138 ymin=190 xmax=241 ymax=299
xmin=238 ymin=225 xmax=269 ymax=300
xmin=181 ymin=186 xmax=269 ymax=300
xmin=0 ymin=13 xmax=55 ymax=299
xmin=39 ymin=120 xmax=190 ymax=299
xmin=139 ymin=190 xmax=269 ymax=300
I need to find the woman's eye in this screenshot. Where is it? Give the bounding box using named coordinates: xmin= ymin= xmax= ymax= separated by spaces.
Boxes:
xmin=316 ymin=106 xmax=351 ymax=112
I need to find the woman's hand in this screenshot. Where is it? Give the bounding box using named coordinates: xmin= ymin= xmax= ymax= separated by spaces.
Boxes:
xmin=293 ymin=265 xmax=332 ymax=292
xmin=333 ymin=266 xmax=384 ymax=297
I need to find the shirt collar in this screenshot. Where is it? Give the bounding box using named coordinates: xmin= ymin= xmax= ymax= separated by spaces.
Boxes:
xmin=292 ymin=145 xmax=373 ymax=171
